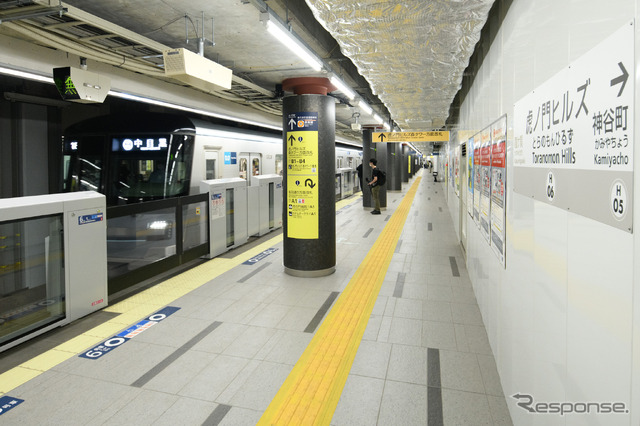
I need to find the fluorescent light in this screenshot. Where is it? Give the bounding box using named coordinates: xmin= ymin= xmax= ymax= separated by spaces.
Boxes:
xmin=108 ymin=91 xmax=281 ymax=131
xmin=358 ymin=100 xmax=373 ymax=116
xmin=329 ymin=75 xmax=357 ymax=100
xmin=0 ymin=65 xmax=52 ymax=83
xmin=383 ymin=123 xmax=390 ymax=131
xmin=373 ymin=113 xmax=383 ymax=123
xmin=265 ymin=20 xmax=323 ymax=72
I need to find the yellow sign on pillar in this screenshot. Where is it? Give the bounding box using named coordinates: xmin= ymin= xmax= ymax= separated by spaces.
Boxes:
xmin=286 ymin=112 xmax=319 ymax=239
xmin=408 ymin=155 xmax=411 ymax=174
xmin=286 ymin=174 xmax=319 ymax=239
xmin=373 ymin=131 xmax=450 ymax=143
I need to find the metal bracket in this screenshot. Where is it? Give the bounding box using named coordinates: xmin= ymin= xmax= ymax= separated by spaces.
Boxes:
xmin=185 ymin=11 xmax=215 ymax=56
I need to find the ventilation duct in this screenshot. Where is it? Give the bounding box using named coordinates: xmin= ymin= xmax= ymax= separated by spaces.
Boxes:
xmin=163 ymin=48 xmax=233 ymax=92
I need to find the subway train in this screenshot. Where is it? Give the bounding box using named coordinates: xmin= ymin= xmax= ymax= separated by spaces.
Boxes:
xmin=60 ymin=113 xmax=362 ymax=206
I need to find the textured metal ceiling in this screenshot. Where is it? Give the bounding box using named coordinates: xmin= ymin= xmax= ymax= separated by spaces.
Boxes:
xmin=305 ymin=0 xmax=494 ymax=132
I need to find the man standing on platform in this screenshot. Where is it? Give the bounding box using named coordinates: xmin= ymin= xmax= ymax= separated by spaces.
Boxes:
xmin=368 ymin=158 xmax=382 ymax=215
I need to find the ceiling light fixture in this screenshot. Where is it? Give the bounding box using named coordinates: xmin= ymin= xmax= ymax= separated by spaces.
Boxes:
xmin=383 ymin=123 xmax=390 ymax=131
xmin=373 ymin=113 xmax=383 ymax=124
xmin=358 ymin=99 xmax=373 ymax=116
xmin=262 ymin=15 xmax=323 ymax=72
xmin=329 ymin=75 xmax=357 ymax=100
xmin=0 ymin=65 xmax=52 ymax=83
xmin=108 ymin=91 xmax=281 ymax=130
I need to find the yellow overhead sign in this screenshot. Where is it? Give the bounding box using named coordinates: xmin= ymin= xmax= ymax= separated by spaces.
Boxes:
xmin=373 ymin=131 xmax=450 ymax=143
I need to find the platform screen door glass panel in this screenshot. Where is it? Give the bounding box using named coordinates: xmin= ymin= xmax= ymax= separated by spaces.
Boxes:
xmin=0 ymin=215 xmax=65 ymax=347
xmin=226 ymin=189 xmax=234 ymax=247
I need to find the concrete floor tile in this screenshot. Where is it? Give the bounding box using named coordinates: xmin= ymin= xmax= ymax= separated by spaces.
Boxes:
xmin=377 ymin=316 xmax=393 ymax=342
xmin=188 ymin=297 xmax=236 ymax=321
xmin=451 ymin=302 xmax=484 ymax=325
xmin=384 ymin=297 xmax=396 ymax=316
xmin=387 ymin=317 xmax=422 ymax=346
xmin=487 ymin=395 xmax=514 ymax=425
xmin=216 ymin=300 xmax=263 ymax=323
xmin=393 ymin=298 xmax=422 ymax=319
xmin=143 ymin=349 xmax=217 ymax=394
xmin=222 ymin=326 xmax=278 ymax=358
xmin=332 ymin=375 xmax=385 ymax=426
xmin=350 ymin=340 xmax=392 ymax=379
xmin=53 ymin=340 xmax=175 ymax=385
xmin=218 ymin=406 xmax=263 ymax=426
xmin=399 ymin=283 xmax=429 ymax=300
xmin=423 ymin=300 xmax=453 ymax=323
xmin=465 ymin=324 xmax=493 ymax=354
xmin=477 ymin=354 xmax=505 ymax=397
xmin=454 ymin=323 xmax=470 ymax=352
xmin=228 ymin=361 xmax=292 ymax=411
xmin=421 ymin=320 xmax=457 ymax=350
xmin=442 ymin=388 xmax=493 ymax=426
xmin=245 ymin=303 xmax=291 ymax=328
xmin=377 ymin=381 xmax=427 ymax=425
xmin=154 ymin=397 xmax=218 ymax=426
xmin=372 ymin=296 xmax=388 ymax=316
xmin=275 ymin=306 xmax=318 ymax=332
xmin=386 ymin=344 xmax=428 ymax=385
xmin=262 ymin=331 xmax=312 ymax=365
xmin=362 ymin=315 xmax=383 ymax=341
xmin=439 ymin=350 xmax=485 ymax=394
xmin=191 ymin=322 xmax=248 ymax=354
xmin=427 ymin=284 xmax=454 ymax=302
xmin=102 ymin=389 xmax=179 ymax=425
xmin=451 ymin=286 xmax=478 ymax=304
xmin=178 ymin=355 xmax=249 ymax=401
xmin=131 ymin=315 xmax=213 ymax=348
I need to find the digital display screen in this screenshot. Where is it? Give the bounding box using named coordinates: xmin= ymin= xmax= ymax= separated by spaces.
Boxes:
xmin=111 ymin=136 xmax=169 ymax=152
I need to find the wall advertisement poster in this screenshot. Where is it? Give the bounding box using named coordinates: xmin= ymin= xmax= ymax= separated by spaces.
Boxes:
xmin=490 ymin=116 xmax=507 ymax=265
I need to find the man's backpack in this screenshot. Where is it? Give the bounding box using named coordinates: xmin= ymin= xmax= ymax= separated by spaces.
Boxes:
xmin=377 ymin=170 xmax=386 ymax=186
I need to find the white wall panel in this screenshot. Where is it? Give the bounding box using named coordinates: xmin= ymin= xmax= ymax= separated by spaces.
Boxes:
xmin=453 ymin=0 xmax=640 ymax=424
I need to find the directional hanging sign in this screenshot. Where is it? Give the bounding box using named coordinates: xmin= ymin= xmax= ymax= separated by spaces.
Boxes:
xmin=514 ymin=21 xmax=634 ymax=233
xmin=373 ymin=131 xmax=449 ymax=143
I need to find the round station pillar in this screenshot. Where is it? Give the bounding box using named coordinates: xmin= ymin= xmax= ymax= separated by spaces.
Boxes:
xmin=401 ymin=144 xmax=409 ymax=183
xmin=282 ymin=78 xmax=336 ymax=277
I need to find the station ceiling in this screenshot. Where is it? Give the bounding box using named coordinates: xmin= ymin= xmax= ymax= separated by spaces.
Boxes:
xmin=0 ymin=0 xmax=494 ymax=151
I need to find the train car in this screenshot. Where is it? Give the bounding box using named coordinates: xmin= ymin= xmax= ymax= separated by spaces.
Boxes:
xmin=61 ymin=113 xmax=361 ymax=205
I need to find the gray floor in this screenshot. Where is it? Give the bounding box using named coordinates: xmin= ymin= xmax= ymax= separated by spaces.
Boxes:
xmin=0 ymin=174 xmax=513 ymax=425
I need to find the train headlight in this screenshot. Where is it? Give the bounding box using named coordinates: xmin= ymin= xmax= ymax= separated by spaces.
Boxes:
xmin=147 ymin=221 xmax=169 ymax=230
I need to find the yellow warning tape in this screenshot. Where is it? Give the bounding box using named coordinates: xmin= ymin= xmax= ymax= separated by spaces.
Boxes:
xmin=259 ymin=177 xmax=421 ymax=425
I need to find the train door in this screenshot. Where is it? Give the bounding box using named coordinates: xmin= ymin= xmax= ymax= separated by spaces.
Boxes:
xmin=204 ymin=150 xmax=219 ymax=180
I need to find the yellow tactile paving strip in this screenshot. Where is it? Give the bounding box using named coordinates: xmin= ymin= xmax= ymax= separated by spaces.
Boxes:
xmin=259 ymin=177 xmax=421 ymax=425
xmin=0 ymin=194 xmax=361 ymax=396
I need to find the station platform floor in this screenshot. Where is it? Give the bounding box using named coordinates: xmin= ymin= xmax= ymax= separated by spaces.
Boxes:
xmin=0 ymin=170 xmax=513 ymax=425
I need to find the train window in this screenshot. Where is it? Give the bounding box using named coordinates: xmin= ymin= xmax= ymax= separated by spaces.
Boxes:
xmin=239 ymin=156 xmax=248 ymax=180
xmin=108 ymin=134 xmax=194 ymax=204
xmin=62 ymin=135 xmax=105 ymax=193
xmin=275 ymin=154 xmax=283 ymax=176
xmin=252 ymin=157 xmax=260 ymax=176
xmin=206 ymin=159 xmax=216 ymax=180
